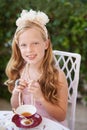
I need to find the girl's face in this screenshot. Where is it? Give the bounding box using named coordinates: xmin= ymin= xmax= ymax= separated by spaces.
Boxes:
xmin=18 ymin=28 xmax=49 ymax=66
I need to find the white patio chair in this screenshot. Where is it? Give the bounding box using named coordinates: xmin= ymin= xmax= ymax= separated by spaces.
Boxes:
xmin=53 ymin=50 xmax=81 ymax=130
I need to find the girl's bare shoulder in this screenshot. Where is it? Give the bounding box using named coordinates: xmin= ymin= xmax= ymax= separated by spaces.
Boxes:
xmin=57 ymin=68 xmax=68 ymax=88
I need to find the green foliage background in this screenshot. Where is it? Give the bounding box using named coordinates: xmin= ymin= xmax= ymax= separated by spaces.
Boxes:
xmin=0 ymin=0 xmax=87 ymax=101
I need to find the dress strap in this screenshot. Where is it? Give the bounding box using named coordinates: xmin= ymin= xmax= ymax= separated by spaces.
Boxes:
xmin=21 ymin=63 xmax=30 ymax=81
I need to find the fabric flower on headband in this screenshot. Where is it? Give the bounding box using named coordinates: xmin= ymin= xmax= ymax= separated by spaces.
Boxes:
xmin=16 ymin=9 xmax=49 ymax=26
xmin=16 ymin=9 xmax=49 ymax=39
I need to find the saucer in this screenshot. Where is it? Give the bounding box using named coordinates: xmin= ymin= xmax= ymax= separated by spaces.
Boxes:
xmin=12 ymin=113 xmax=42 ymax=128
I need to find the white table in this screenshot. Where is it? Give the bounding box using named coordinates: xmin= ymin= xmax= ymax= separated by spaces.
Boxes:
xmin=0 ymin=111 xmax=70 ymax=130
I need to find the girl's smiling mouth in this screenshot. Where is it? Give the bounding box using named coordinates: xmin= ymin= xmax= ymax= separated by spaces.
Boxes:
xmin=26 ymin=54 xmax=37 ymax=60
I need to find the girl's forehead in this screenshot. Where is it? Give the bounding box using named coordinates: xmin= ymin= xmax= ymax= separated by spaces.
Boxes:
xmin=18 ymin=28 xmax=45 ymax=42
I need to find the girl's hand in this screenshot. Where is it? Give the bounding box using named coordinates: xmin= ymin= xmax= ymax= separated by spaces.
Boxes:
xmin=28 ymin=81 xmax=44 ymax=102
xmin=13 ymin=79 xmax=28 ymax=93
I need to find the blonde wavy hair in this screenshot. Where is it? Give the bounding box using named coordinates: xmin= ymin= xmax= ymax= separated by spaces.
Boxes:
xmin=5 ymin=21 xmax=60 ymax=104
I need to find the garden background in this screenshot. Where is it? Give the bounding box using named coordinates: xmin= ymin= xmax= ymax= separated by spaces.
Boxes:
xmin=0 ymin=0 xmax=87 ymax=103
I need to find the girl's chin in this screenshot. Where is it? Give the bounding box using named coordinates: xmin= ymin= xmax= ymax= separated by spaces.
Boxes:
xmin=25 ymin=60 xmax=36 ymax=64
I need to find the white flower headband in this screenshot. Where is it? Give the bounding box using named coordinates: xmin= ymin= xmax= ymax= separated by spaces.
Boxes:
xmin=16 ymin=9 xmax=49 ymax=39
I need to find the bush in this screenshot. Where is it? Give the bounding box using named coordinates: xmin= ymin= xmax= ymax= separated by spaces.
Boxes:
xmin=0 ymin=0 xmax=87 ymax=100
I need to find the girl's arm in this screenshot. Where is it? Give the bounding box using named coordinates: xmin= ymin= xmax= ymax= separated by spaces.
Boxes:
xmin=41 ymin=70 xmax=68 ymax=121
xmin=11 ymin=79 xmax=28 ymax=109
xmin=10 ymin=90 xmax=19 ymax=109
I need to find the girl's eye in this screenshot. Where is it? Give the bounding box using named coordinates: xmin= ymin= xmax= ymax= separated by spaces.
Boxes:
xmin=20 ymin=43 xmax=26 ymax=46
xmin=34 ymin=42 xmax=39 ymax=45
xmin=19 ymin=43 xmax=27 ymax=48
xmin=19 ymin=43 xmax=27 ymax=49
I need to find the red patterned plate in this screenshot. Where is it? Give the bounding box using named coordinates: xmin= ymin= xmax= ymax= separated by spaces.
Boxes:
xmin=12 ymin=113 xmax=42 ymax=128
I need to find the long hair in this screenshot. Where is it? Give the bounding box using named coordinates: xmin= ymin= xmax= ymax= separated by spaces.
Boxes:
xmin=5 ymin=21 xmax=60 ymax=104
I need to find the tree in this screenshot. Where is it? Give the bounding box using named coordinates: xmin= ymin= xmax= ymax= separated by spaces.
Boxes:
xmin=0 ymin=0 xmax=87 ymax=100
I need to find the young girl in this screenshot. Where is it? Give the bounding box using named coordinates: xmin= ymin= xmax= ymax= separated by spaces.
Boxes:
xmin=5 ymin=9 xmax=68 ymax=123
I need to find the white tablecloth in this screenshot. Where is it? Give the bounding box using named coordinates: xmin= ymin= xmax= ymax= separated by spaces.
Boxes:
xmin=0 ymin=111 xmax=70 ymax=130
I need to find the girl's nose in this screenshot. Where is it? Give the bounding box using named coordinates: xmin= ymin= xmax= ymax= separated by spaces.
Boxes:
xmin=26 ymin=44 xmax=33 ymax=52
